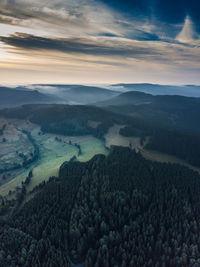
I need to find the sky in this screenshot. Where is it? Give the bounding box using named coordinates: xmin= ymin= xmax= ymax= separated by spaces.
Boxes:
xmin=0 ymin=0 xmax=200 ymax=85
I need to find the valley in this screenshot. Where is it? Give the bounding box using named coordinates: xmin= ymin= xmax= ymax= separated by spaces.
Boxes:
xmin=1 ymin=89 xmax=200 ymax=267
xmin=1 ymin=115 xmax=200 ymax=199
xmin=0 ymin=117 xmax=108 ymax=196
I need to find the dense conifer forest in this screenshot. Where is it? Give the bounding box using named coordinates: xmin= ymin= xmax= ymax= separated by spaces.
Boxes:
xmin=0 ymin=104 xmax=126 ymax=139
xmin=2 ymin=103 xmax=200 ymax=169
xmin=103 ymin=92 xmax=200 ymax=134
xmin=121 ymin=125 xmax=200 ymax=167
xmin=1 ymin=147 xmax=200 ymax=266
xmin=145 ymin=130 xmax=200 ymax=167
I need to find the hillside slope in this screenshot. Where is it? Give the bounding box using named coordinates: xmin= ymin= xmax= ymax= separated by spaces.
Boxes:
xmin=97 ymin=91 xmax=154 ymax=106
xmin=0 ymin=104 xmax=126 ymax=138
xmin=0 ymin=87 xmax=61 ymax=108
xmin=97 ymin=91 xmax=200 ymax=134
xmin=111 ymin=83 xmax=200 ymax=97
xmin=31 ymin=84 xmax=120 ymax=104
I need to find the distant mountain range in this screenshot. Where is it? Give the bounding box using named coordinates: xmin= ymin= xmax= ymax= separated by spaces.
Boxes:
xmin=96 ymin=91 xmax=154 ymax=106
xmin=0 ymin=85 xmax=120 ymax=108
xmin=97 ymin=90 xmax=200 ymax=107
xmin=110 ymin=83 xmax=200 ymax=97
xmin=96 ymin=90 xmax=200 ymax=134
xmin=29 ymin=84 xmax=120 ymax=104
xmin=1 ymin=83 xmax=200 ymax=109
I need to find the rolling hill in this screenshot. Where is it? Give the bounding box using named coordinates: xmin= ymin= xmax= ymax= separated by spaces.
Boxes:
xmin=96 ymin=91 xmax=154 ymax=106
xmin=110 ymin=83 xmax=200 ymax=97
xmin=0 ymin=104 xmax=127 ymax=138
xmin=0 ymin=87 xmax=61 ymax=108
xmin=29 ymin=84 xmax=121 ymax=104
xmin=96 ymin=91 xmax=200 ymax=134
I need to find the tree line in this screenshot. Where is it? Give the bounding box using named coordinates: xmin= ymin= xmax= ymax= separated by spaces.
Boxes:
xmin=1 ymin=147 xmax=200 ymax=266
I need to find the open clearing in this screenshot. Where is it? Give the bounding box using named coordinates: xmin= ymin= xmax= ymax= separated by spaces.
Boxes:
xmin=141 ymin=149 xmax=200 ymax=174
xmin=105 ymin=124 xmax=141 ymax=150
xmin=105 ymin=124 xmax=200 ymax=174
xmin=0 ymin=117 xmax=108 ymax=196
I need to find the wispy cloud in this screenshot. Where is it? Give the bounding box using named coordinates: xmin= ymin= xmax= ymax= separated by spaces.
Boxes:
xmin=176 ymin=16 xmax=199 ymax=43
xmin=0 ymin=0 xmax=200 ymax=84
xmin=0 ymin=33 xmax=162 ymax=59
xmin=0 ymin=0 xmax=125 ymax=38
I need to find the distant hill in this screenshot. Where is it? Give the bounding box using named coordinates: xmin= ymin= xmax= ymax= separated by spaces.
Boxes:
xmin=0 ymin=104 xmax=126 ymax=138
xmin=0 ymin=87 xmax=61 ymax=108
xmin=96 ymin=91 xmax=154 ymax=106
xmin=97 ymin=90 xmax=200 ymax=107
xmin=30 ymin=84 xmax=120 ymax=104
xmin=97 ymin=91 xmax=200 ymax=134
xmin=110 ymin=83 xmax=200 ymax=97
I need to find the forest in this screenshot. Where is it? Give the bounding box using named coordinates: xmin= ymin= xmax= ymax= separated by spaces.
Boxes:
xmin=0 ymin=104 xmax=126 ymax=140
xmin=121 ymin=125 xmax=200 ymax=167
xmin=1 ymin=147 xmax=200 ymax=266
xmin=103 ymin=92 xmax=200 ymax=134
xmin=2 ymin=103 xmax=200 ymax=168
xmin=145 ymin=130 xmax=200 ymax=167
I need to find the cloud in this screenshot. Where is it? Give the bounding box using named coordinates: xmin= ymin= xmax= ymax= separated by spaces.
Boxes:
xmin=1 ymin=0 xmax=199 ymax=46
xmin=1 ymin=0 xmax=200 ymax=41
xmin=1 ymin=32 xmax=200 ymax=71
xmin=0 ymin=0 xmax=200 ymax=85
xmin=125 ymin=30 xmax=159 ymax=41
xmin=176 ymin=16 xmax=198 ymax=43
xmin=0 ymin=0 xmax=125 ymax=38
xmin=0 ymin=33 xmax=162 ymax=59
xmin=101 ymin=0 xmax=200 ymax=38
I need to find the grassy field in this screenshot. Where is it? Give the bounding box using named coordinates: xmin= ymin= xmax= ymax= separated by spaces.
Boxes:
xmin=105 ymin=124 xmax=141 ymax=150
xmin=0 ymin=118 xmax=108 ymax=196
xmin=104 ymin=124 xmax=200 ymax=174
xmin=141 ymin=149 xmax=200 ymax=174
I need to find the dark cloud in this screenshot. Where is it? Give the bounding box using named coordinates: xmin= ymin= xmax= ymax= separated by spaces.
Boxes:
xmin=97 ymin=32 xmax=120 ymax=38
xmin=0 ymin=2 xmax=89 ymax=31
xmin=0 ymin=33 xmax=161 ymax=59
xmin=0 ymin=8 xmax=35 ymax=21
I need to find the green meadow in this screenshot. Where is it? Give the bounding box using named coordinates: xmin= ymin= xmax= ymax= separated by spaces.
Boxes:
xmin=105 ymin=124 xmax=141 ymax=149
xmin=0 ymin=118 xmax=108 ymax=196
xmin=1 ymin=119 xmax=198 ymax=197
